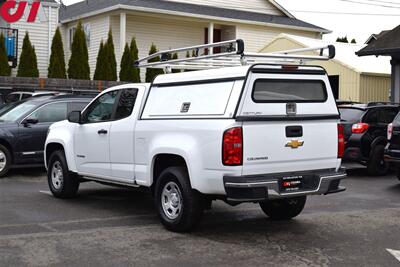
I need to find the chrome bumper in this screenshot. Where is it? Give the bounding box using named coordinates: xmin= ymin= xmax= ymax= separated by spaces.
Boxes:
xmin=223 ymin=168 xmax=346 ymax=203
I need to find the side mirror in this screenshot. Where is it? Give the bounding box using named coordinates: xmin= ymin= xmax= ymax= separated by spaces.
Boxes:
xmin=68 ymin=111 xmax=82 ymax=124
xmin=22 ymin=118 xmax=39 ymax=126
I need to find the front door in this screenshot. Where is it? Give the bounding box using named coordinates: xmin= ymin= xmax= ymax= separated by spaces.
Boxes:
xmin=74 ymin=91 xmax=119 ymax=178
xmin=18 ymin=102 xmax=68 ymax=163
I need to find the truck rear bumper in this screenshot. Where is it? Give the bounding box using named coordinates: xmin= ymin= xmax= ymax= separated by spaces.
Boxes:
xmin=223 ymin=168 xmax=346 ymax=203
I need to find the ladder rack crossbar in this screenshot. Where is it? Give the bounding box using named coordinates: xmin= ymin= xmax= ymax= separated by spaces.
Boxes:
xmin=134 ymin=39 xmax=336 ymax=71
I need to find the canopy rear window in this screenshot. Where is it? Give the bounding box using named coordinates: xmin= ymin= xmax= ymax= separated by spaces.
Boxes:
xmin=252 ymin=79 xmax=327 ymax=103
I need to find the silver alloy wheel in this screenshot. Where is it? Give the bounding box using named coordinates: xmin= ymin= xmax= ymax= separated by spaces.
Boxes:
xmin=0 ymin=150 xmax=6 ymax=172
xmin=51 ymin=161 xmax=64 ymax=190
xmin=161 ymin=181 xmax=183 ymax=220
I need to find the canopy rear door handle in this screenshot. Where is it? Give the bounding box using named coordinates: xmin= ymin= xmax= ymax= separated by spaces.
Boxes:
xmin=98 ymin=129 xmax=108 ymax=135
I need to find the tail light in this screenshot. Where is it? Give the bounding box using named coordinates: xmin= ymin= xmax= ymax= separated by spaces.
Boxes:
xmin=223 ymin=127 xmax=243 ymax=166
xmin=352 ymin=123 xmax=369 ymax=134
xmin=388 ymin=123 xmax=393 ymax=140
xmin=338 ymin=124 xmax=345 ymax=159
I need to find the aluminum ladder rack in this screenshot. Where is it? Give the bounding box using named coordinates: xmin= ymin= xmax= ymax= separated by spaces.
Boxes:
xmin=134 ymin=39 xmax=336 ymax=73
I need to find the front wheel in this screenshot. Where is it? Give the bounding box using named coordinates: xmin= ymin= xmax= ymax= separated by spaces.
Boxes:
xmin=367 ymin=145 xmax=390 ymax=176
xmin=0 ymin=144 xmax=11 ymax=178
xmin=259 ymin=196 xmax=306 ymax=220
xmin=47 ymin=150 xmax=79 ymax=199
xmin=154 ymin=167 xmax=204 ymax=232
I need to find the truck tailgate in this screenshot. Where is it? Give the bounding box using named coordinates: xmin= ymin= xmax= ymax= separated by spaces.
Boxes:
xmin=241 ymin=120 xmax=338 ymax=175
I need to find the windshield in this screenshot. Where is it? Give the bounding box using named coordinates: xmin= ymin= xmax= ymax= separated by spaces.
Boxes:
xmin=339 ymin=108 xmax=364 ymax=122
xmin=0 ymin=102 xmax=37 ymax=122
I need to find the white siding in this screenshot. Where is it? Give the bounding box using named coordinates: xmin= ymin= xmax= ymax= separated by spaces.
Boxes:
xmin=236 ymin=24 xmax=320 ymax=52
xmin=11 ymin=4 xmax=59 ymax=78
xmin=63 ymin=15 xmax=109 ymax=79
xmin=116 ymin=14 xmax=206 ymax=81
xmin=168 ymin=0 xmax=284 ymax=15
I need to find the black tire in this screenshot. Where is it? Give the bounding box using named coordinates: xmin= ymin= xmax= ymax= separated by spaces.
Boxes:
xmin=154 ymin=166 xmax=204 ymax=232
xmin=47 ymin=150 xmax=79 ymax=199
xmin=396 ymin=167 xmax=400 ymax=181
xmin=0 ymin=144 xmax=11 ymax=178
xmin=367 ymin=145 xmax=390 ymax=176
xmin=259 ymin=196 xmax=307 ymax=220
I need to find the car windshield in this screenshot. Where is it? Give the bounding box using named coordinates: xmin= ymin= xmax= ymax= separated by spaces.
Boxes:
xmin=339 ymin=108 xmax=364 ymax=122
xmin=0 ymin=102 xmax=37 ymax=122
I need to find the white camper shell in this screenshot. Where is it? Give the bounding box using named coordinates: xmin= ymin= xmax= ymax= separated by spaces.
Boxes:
xmin=45 ymin=40 xmax=346 ymax=232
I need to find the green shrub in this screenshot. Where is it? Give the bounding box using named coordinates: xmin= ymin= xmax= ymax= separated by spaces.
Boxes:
xmin=93 ymin=40 xmax=105 ymax=80
xmin=130 ymin=37 xmax=140 ymax=83
xmin=17 ymin=32 xmax=39 ymax=77
xmin=145 ymin=43 xmax=164 ymax=82
xmin=48 ymin=27 xmax=66 ymax=79
xmin=68 ymin=21 xmax=90 ymax=80
xmin=103 ymin=29 xmax=117 ymax=81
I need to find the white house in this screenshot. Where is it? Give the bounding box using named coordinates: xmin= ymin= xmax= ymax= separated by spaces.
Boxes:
xmin=58 ymin=0 xmax=330 ymax=80
xmin=3 ymin=0 xmax=330 ymax=79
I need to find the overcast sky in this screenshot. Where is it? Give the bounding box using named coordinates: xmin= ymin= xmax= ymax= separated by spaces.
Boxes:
xmin=61 ymin=0 xmax=400 ymax=44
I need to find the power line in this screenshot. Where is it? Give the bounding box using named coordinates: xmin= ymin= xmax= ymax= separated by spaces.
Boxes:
xmin=337 ymin=0 xmax=400 ymax=8
xmin=357 ymin=0 xmax=400 ymax=5
xmin=291 ymin=10 xmax=400 ymax=16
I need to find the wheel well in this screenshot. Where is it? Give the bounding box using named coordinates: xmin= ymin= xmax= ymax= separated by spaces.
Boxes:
xmin=152 ymin=154 xmax=188 ymax=189
xmin=0 ymin=139 xmax=13 ymax=163
xmin=46 ymin=143 xmax=65 ymax=164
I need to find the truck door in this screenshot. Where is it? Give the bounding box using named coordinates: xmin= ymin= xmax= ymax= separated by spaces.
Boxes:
xmin=109 ymin=88 xmax=139 ymax=181
xmin=74 ymin=91 xmax=119 ymax=177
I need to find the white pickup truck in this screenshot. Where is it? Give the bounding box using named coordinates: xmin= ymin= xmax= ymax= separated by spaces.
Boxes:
xmin=45 ymin=40 xmax=346 ymax=232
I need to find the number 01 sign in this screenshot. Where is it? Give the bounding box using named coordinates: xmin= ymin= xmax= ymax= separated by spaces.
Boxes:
xmin=0 ymin=0 xmax=41 ymax=23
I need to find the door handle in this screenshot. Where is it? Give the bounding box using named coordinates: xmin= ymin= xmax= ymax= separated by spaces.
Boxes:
xmin=98 ymin=129 xmax=108 ymax=135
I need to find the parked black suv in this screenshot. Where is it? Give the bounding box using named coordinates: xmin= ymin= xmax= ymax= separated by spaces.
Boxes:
xmin=0 ymin=95 xmax=93 ymax=177
xmin=384 ymin=113 xmax=400 ymax=180
xmin=339 ymin=102 xmax=400 ymax=175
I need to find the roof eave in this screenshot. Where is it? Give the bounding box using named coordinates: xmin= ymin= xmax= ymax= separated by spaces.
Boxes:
xmin=357 ymin=48 xmax=400 ymax=57
xmin=267 ymin=0 xmax=295 ymax=19
xmin=60 ymin=4 xmax=329 ymax=34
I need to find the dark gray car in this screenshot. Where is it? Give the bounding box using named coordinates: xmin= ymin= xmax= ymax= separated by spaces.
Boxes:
xmin=0 ymin=95 xmax=93 ymax=177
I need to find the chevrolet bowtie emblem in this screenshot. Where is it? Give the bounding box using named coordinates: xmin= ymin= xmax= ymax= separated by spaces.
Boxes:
xmin=286 ymin=140 xmax=304 ymax=149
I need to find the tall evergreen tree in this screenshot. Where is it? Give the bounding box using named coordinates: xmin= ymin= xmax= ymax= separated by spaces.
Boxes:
xmin=103 ymin=29 xmax=117 ymax=81
xmin=0 ymin=33 xmax=11 ymax=76
xmin=145 ymin=43 xmax=164 ymax=82
xmin=171 ymin=52 xmax=180 ymax=73
xmin=351 ymin=39 xmax=357 ymax=44
xmin=93 ymin=41 xmax=105 ymax=80
xmin=48 ymin=27 xmax=66 ymax=79
xmin=68 ymin=21 xmax=90 ymax=80
xmin=130 ymin=37 xmax=140 ymax=83
xmin=336 ymin=36 xmax=349 ymax=43
xmin=17 ymin=32 xmax=39 ymax=77
xmin=119 ymin=43 xmax=133 ymax=82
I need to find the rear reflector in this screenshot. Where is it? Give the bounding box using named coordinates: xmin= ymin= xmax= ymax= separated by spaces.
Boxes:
xmin=388 ymin=123 xmax=393 ymax=140
xmin=338 ymin=124 xmax=345 ymax=158
xmin=223 ymin=127 xmax=243 ymax=166
xmin=352 ymin=123 xmax=369 ymax=134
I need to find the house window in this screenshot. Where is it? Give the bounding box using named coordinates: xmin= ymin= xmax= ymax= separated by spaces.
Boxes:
xmin=69 ymin=23 xmax=91 ymax=49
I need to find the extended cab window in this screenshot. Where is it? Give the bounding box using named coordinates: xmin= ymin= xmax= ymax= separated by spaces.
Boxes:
xmin=114 ymin=89 xmax=138 ymax=120
xmin=82 ymin=91 xmax=118 ymax=123
xmin=252 ymin=79 xmax=327 ymax=102
xmin=27 ymin=102 xmax=68 ymax=123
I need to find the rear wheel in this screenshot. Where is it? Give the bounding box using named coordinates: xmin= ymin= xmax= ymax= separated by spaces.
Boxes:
xmin=154 ymin=167 xmax=204 ymax=232
xmin=0 ymin=144 xmax=11 ymax=178
xmin=259 ymin=196 xmax=306 ymax=220
xmin=47 ymin=150 xmax=79 ymax=199
xmin=396 ymin=167 xmax=400 ymax=181
xmin=367 ymin=145 xmax=389 ymax=176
